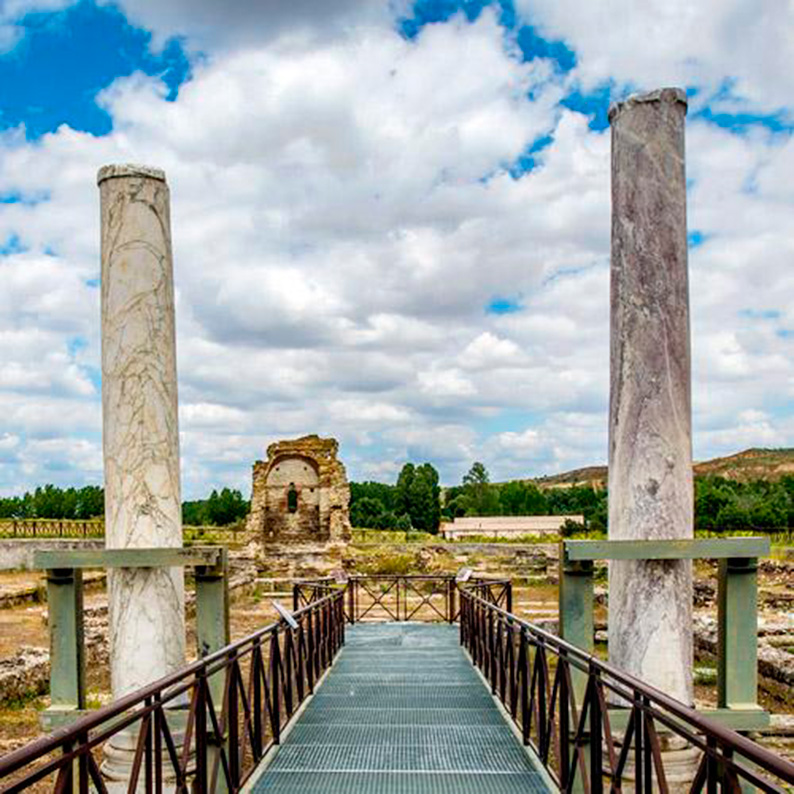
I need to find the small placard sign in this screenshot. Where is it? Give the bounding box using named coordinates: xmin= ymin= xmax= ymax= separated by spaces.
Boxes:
xmin=273 ymin=601 xmax=299 ymax=629
xmin=455 ymin=568 xmax=473 ymax=583
xmin=332 ymin=569 xmax=349 ymax=585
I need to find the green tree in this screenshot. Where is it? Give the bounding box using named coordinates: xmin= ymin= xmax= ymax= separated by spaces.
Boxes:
xmin=350 ymin=496 xmax=385 ymax=528
xmin=182 ymin=500 xmax=208 ymax=525
xmin=76 ymin=486 xmax=104 ymax=519
xmin=394 ymin=463 xmax=415 ymax=517
xmin=694 ymin=477 xmax=733 ymax=530
xmin=394 ymin=513 xmax=412 ymax=531
xmin=716 ymin=501 xmax=750 ymax=530
xmin=205 ymin=488 xmax=249 ymax=525
xmin=385 ymin=462 xmax=442 ymax=532
xmin=462 ymin=462 xmax=492 ymax=515
xmin=498 ymin=481 xmax=548 ymax=515
xmin=33 ymin=484 xmax=66 ymax=518
xmin=463 ymin=462 xmax=489 ymax=487
xmin=349 ymin=481 xmax=396 ymax=512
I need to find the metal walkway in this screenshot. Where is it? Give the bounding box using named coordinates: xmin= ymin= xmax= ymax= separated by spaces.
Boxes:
xmin=251 ymin=623 xmax=553 ymax=793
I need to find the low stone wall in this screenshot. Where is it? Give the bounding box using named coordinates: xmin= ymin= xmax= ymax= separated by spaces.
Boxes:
xmin=694 ymin=615 xmax=794 ymax=690
xmin=0 ymin=571 xmax=106 ymax=610
xmin=0 ymin=648 xmax=50 ymax=704
xmin=0 ymin=539 xmax=104 ymax=571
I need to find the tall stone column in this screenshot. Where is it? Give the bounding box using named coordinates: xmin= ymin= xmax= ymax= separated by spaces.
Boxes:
xmin=607 ymin=89 xmax=693 ymax=705
xmin=98 ymin=165 xmax=185 ymax=777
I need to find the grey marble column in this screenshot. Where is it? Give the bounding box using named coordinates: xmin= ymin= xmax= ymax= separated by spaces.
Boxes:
xmin=607 ymin=89 xmax=694 ymax=705
xmin=98 ymin=165 xmax=185 ymax=778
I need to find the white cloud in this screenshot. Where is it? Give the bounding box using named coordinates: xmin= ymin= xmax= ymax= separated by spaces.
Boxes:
xmin=459 ymin=332 xmax=522 ymax=370
xmin=515 ymin=0 xmax=794 ymax=116
xmin=2 ymin=2 xmax=794 ymax=495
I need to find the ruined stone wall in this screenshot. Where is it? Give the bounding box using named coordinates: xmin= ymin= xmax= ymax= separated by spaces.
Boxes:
xmin=247 ymin=435 xmax=351 ymax=545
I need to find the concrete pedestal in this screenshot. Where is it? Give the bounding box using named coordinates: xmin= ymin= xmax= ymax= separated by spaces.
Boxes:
xmin=607 ymin=89 xmax=694 ymax=705
xmin=98 ymin=164 xmax=185 ymax=780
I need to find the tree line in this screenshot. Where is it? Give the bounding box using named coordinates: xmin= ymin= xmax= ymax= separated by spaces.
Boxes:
xmin=0 ymin=485 xmax=104 ymax=520
xmin=181 ymin=488 xmax=249 ymax=526
xmin=349 ymin=462 xmax=606 ymax=533
xmin=349 ymin=463 xmax=794 ymax=534
xmin=4 ymin=468 xmax=794 ymax=534
xmin=350 ymin=462 xmax=441 ymax=532
xmin=0 ymin=484 xmax=249 ymax=527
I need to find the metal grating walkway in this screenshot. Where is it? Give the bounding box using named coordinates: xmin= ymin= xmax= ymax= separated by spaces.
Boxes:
xmin=250 ymin=623 xmax=553 ymax=793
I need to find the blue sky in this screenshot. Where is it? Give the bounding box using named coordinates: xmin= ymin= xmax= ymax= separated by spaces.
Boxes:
xmin=0 ymin=0 xmax=793 ymax=497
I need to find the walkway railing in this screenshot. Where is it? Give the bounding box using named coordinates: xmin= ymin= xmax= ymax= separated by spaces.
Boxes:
xmin=0 ymin=590 xmax=345 ymax=793
xmin=293 ymin=573 xmax=511 ymax=624
xmin=458 ymin=584 xmax=794 ymax=794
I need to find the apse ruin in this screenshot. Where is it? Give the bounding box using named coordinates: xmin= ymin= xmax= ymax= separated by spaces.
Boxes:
xmin=247 ymin=435 xmax=351 ymax=544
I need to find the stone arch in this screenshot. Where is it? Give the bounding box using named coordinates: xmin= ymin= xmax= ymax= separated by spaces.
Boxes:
xmin=263 ymin=454 xmax=321 ymax=539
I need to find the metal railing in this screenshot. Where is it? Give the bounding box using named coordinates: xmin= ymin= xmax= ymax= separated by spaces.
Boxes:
xmin=458 ymin=584 xmax=794 ymax=794
xmin=0 ymin=518 xmax=105 ymax=539
xmin=0 ymin=590 xmax=345 ymax=793
xmin=0 ymin=519 xmax=246 ymax=541
xmin=294 ymin=573 xmax=512 ymax=624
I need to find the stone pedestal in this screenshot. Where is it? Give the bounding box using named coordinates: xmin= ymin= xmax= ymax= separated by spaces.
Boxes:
xmin=98 ymin=164 xmax=186 ymax=780
xmin=607 ymin=89 xmax=694 ymax=705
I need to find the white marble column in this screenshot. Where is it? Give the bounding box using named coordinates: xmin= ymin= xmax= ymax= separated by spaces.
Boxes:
xmin=98 ymin=165 xmax=185 ymax=777
xmin=607 ymin=89 xmax=694 ymax=705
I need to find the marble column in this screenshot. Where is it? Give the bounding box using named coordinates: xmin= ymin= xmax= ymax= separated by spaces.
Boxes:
xmin=98 ymin=165 xmax=185 ymax=778
xmin=607 ymin=88 xmax=693 ymax=705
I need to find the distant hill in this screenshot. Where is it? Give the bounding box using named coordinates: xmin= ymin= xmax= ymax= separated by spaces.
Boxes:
xmin=529 ymin=448 xmax=794 ymax=489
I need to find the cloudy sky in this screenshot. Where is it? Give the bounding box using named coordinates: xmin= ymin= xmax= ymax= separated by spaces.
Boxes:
xmin=0 ymin=0 xmax=793 ymax=497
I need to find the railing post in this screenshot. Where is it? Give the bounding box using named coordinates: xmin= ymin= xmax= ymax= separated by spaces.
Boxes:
xmin=270 ymin=630 xmax=281 ymax=745
xmin=252 ymin=641 xmax=263 ymax=757
xmin=589 ymin=668 xmax=603 ymax=794
xmin=227 ymin=653 xmax=240 ymax=786
xmin=194 ymin=672 xmax=208 ymax=794
xmin=559 ymin=652 xmax=571 ymax=791
xmin=284 ymin=630 xmax=294 ymax=717
xmin=519 ymin=629 xmax=530 ymax=746
xmin=488 ymin=610 xmax=497 ymax=694
xmin=718 ymin=556 xmax=759 ymax=712
xmin=143 ymin=697 xmax=153 ymax=793
xmin=306 ymin=610 xmax=315 ymax=693
xmin=505 ymin=581 xmax=513 ymax=613
xmin=292 ymin=583 xmax=300 ymax=612
xmin=347 ymin=580 xmax=355 ymax=625
xmin=634 ymin=689 xmax=644 ymax=794
xmin=458 ymin=591 xmax=465 ymax=645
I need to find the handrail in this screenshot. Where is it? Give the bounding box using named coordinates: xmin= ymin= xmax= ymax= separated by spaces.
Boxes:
xmin=459 ymin=586 xmax=794 ymax=793
xmin=293 ymin=573 xmax=513 ymax=624
xmin=0 ymin=589 xmax=346 ymax=793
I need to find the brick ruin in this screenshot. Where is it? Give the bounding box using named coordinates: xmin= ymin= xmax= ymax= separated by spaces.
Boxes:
xmin=247 ymin=435 xmax=351 ymax=544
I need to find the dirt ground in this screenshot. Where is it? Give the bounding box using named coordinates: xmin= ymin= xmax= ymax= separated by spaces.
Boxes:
xmin=0 ymin=584 xmax=283 ymax=756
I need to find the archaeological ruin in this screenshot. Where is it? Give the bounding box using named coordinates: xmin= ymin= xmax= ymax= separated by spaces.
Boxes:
xmin=246 ymin=434 xmax=351 ymax=544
